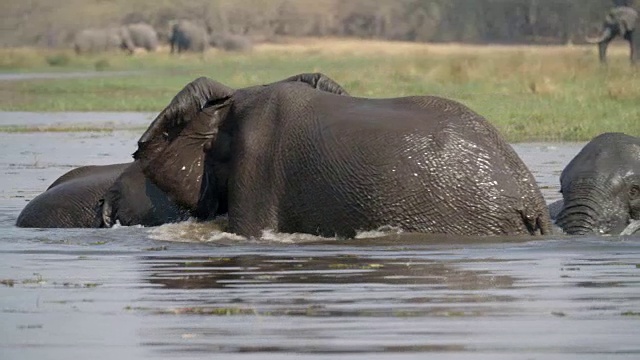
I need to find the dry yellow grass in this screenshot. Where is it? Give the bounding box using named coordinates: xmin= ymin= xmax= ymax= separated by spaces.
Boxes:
xmin=252 ymin=36 xmax=633 ymax=57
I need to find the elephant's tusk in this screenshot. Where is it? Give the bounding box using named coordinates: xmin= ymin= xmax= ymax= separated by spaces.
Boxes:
xmin=185 ymin=132 xmax=216 ymax=140
xmin=620 ymin=220 xmax=640 ymax=236
xmin=585 ymin=27 xmax=612 ymax=44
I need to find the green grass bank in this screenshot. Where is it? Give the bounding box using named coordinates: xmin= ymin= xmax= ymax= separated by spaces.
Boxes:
xmin=1 ymin=39 xmax=638 ymax=142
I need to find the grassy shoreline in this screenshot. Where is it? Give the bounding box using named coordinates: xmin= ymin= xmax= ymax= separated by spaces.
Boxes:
xmin=1 ymin=38 xmax=638 ymax=142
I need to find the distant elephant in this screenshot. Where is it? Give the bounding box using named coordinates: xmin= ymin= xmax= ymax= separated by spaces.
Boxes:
xmin=551 ymin=133 xmax=640 ymax=236
xmin=125 ymin=23 xmax=159 ymax=52
xmin=134 ymin=73 xmax=552 ymax=238
xmin=169 ymin=20 xmax=209 ymax=53
xmin=586 ymin=4 xmax=638 ymax=64
xmin=16 ymin=162 xmax=189 ymax=228
xmin=73 ymin=27 xmax=135 ymax=55
xmin=209 ymin=33 xmax=253 ymax=52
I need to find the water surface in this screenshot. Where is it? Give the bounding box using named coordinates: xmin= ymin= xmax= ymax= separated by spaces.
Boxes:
xmin=0 ymin=70 xmax=145 ymax=82
xmin=1 ymin=115 xmax=638 ymax=359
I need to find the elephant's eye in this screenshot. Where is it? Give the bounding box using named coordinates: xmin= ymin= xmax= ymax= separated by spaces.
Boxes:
xmin=630 ymin=185 xmax=640 ymax=199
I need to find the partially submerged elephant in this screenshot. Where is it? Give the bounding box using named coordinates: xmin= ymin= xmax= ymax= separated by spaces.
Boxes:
xmin=134 ymin=73 xmax=552 ymax=238
xmin=586 ymin=3 xmax=638 ymax=64
xmin=16 ymin=162 xmax=189 ymax=228
xmin=551 ymin=133 xmax=640 ymax=236
xmin=73 ymin=27 xmax=135 ymax=55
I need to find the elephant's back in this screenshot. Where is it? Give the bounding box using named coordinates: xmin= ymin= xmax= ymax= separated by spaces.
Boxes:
xmin=16 ymin=179 xmax=103 ymax=228
xmin=48 ymin=163 xmax=129 ymax=190
xmin=309 ymin=94 xmax=511 ymax=168
xmin=312 ymin=94 xmax=496 ymax=136
xmin=559 ymin=133 xmax=640 ymax=186
xmin=281 ymin=94 xmax=549 ymax=236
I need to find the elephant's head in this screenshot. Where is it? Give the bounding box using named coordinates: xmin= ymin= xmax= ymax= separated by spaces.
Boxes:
xmin=586 ymin=6 xmax=638 ymax=43
xmin=133 ymin=73 xmax=348 ymax=219
xmin=556 ymin=133 xmax=640 ymax=235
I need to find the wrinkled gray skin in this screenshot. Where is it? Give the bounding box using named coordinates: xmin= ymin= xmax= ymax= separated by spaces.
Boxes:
xmin=551 ymin=133 xmax=640 ymax=236
xmin=134 ymin=73 xmax=552 ymax=238
xmin=125 ymin=23 xmax=159 ymax=52
xmin=101 ymin=162 xmax=190 ymax=227
xmin=16 ymin=163 xmax=128 ymax=228
xmin=586 ymin=4 xmax=638 ymax=64
xmin=170 ymin=20 xmax=209 ymax=53
xmin=73 ymin=27 xmax=135 ymax=55
xmin=16 ymin=162 xmax=189 ymax=228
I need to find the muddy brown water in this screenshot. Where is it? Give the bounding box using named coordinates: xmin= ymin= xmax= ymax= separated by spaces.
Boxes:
xmin=1 ymin=113 xmax=639 ymax=359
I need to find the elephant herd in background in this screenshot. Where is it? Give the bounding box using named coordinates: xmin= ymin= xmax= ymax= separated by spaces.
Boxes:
xmin=73 ymin=20 xmax=252 ymax=55
xmin=74 ymin=23 xmax=159 ymax=55
xmin=71 ymin=3 xmax=639 ymax=64
xmin=16 ymin=73 xmax=640 ymax=238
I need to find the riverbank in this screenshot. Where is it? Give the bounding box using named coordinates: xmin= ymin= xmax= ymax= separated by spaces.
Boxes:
xmin=1 ymin=38 xmax=638 ymax=142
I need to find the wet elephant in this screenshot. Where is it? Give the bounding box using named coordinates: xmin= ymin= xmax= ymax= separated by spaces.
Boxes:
xmin=134 ymin=73 xmax=552 ymax=238
xmin=169 ymin=20 xmax=209 ymax=53
xmin=552 ymin=132 xmax=640 ymax=236
xmin=73 ymin=27 xmax=135 ymax=55
xmin=586 ymin=3 xmax=638 ymax=64
xmin=16 ymin=162 xmax=189 ymax=228
xmin=101 ymin=162 xmax=190 ymax=227
xmin=126 ymin=23 xmax=159 ymax=52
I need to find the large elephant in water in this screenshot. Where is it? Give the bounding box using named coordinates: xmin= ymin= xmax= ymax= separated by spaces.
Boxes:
xmin=551 ymin=133 xmax=640 ymax=236
xmin=134 ymin=73 xmax=552 ymax=238
xmin=16 ymin=162 xmax=189 ymax=228
xmin=586 ymin=2 xmax=638 ymax=64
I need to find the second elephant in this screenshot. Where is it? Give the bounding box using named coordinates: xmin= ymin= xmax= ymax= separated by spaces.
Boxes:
xmin=551 ymin=132 xmax=640 ymax=236
xmin=16 ymin=162 xmax=189 ymax=228
xmin=134 ymin=73 xmax=552 ymax=238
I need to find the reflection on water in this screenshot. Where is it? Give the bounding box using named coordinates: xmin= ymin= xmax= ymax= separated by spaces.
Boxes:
xmin=142 ymin=253 xmax=516 ymax=291
xmin=2 ymin=236 xmax=639 ymax=358
xmin=0 ymin=111 xmax=156 ymax=131
xmin=1 ymin=124 xmax=639 ymax=359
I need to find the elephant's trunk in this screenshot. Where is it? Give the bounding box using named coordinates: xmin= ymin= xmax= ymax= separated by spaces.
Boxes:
xmin=556 ymin=186 xmax=606 ymax=234
xmin=586 ymin=27 xmax=612 ymax=44
xmin=621 ymin=220 xmax=640 ymax=236
xmin=556 ymin=204 xmax=599 ymax=235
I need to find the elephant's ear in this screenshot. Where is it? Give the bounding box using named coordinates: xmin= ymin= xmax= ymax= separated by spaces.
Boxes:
xmin=135 ymin=77 xmax=234 ymax=156
xmin=283 ymin=73 xmax=349 ymax=96
xmin=133 ymin=77 xmax=235 ymax=214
